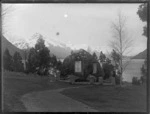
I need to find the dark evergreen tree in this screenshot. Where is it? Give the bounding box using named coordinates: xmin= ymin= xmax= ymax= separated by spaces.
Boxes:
xmin=27 ymin=48 xmax=38 ymax=73
xmin=56 ymin=60 xmax=62 ymax=71
xmin=62 ymin=49 xmax=103 ymax=80
xmin=111 ymin=49 xmax=120 ymax=69
xmin=103 ymin=58 xmax=114 ymax=80
xmin=92 ymin=52 xmax=97 ymax=60
xmin=27 ymin=34 xmax=51 ymax=75
xmin=35 ymin=35 xmax=45 ymax=51
xmin=137 ymin=3 xmax=147 ymax=37
xmin=13 ymin=51 xmax=24 ymax=72
xmin=137 ymin=4 xmax=147 ymax=82
xmin=99 ymin=51 xmax=106 ymax=62
xmin=51 ymin=55 xmax=57 ymax=67
xmin=3 ymin=48 xmax=13 ymax=71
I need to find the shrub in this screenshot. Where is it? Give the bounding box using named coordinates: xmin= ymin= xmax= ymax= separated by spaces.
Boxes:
xmin=115 ymin=75 xmax=120 ymax=85
xmin=61 ymin=49 xmax=97 ymax=79
xmin=103 ymin=62 xmax=114 ymax=80
xmin=132 ymin=77 xmax=141 ymax=85
xmin=75 ymin=78 xmax=88 ymax=82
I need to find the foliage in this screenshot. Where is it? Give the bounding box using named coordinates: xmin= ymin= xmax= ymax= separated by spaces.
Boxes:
xmin=75 ymin=78 xmax=88 ymax=82
xmin=56 ymin=60 xmax=62 ymax=71
xmin=99 ymin=51 xmax=106 ymax=62
xmin=132 ymin=77 xmax=141 ymax=85
xmin=103 ymin=60 xmax=114 ymax=80
xmin=61 ymin=49 xmax=104 ymax=80
xmin=110 ymin=12 xmax=133 ymax=85
xmin=140 ymin=59 xmax=147 ymax=83
xmin=27 ymin=34 xmax=51 ymax=75
xmin=115 ymin=75 xmax=121 ymax=85
xmin=27 ymin=48 xmax=39 ymax=73
xmin=137 ymin=3 xmax=147 ymax=37
xmin=3 ymin=48 xmax=24 ymax=72
xmin=111 ymin=49 xmax=120 ymax=69
xmin=92 ymin=52 xmax=97 ymax=60
xmin=137 ymin=4 xmax=147 ymax=83
xmin=3 ymin=48 xmax=13 ymax=71
xmin=50 ymin=55 xmax=57 ymax=67
xmin=13 ymin=52 xmax=24 ymax=72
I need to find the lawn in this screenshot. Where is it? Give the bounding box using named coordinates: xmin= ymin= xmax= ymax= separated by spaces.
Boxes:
xmin=61 ymin=84 xmax=147 ymax=112
xmin=2 ymin=71 xmax=80 ymax=112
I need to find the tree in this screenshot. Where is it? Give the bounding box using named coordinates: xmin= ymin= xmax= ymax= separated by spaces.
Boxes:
xmin=111 ymin=49 xmax=120 ymax=69
xmin=141 ymin=59 xmax=147 ymax=75
xmin=35 ymin=35 xmax=45 ymax=51
xmin=103 ymin=58 xmax=114 ymax=80
xmin=27 ymin=34 xmax=51 ymax=75
xmin=3 ymin=48 xmax=13 ymax=71
xmin=51 ymin=55 xmax=57 ymax=67
xmin=137 ymin=3 xmax=147 ymax=37
xmin=13 ymin=52 xmax=24 ymax=72
xmin=137 ymin=3 xmax=148 ymax=83
xmin=27 ymin=48 xmax=39 ymax=73
xmin=1 ymin=5 xmax=14 ymax=72
xmin=2 ymin=4 xmax=14 ymax=34
xmin=99 ymin=51 xmax=106 ymax=62
xmin=92 ymin=52 xmax=97 ymax=60
xmin=22 ymin=43 xmax=30 ymax=70
xmin=62 ymin=49 xmax=98 ymax=79
xmin=110 ymin=11 xmax=133 ymax=85
xmin=87 ymin=46 xmax=92 ymax=54
xmin=56 ymin=60 xmax=62 ymax=71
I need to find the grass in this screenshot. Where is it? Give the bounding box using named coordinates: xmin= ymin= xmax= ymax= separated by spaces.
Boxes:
xmin=3 ymin=71 xmax=147 ymax=112
xmin=2 ymin=71 xmax=80 ymax=112
xmin=61 ymin=84 xmax=147 ymax=112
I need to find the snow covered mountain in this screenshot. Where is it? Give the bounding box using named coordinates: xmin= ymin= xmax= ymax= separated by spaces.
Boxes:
xmin=11 ymin=33 xmax=71 ymax=59
xmin=13 ymin=39 xmax=30 ymax=49
xmin=12 ymin=33 xmax=101 ymax=59
xmin=2 ymin=36 xmax=25 ymax=59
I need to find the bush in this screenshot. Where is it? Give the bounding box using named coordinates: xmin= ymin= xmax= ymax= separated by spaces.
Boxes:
xmin=75 ymin=78 xmax=88 ymax=82
xmin=140 ymin=75 xmax=146 ymax=84
xmin=132 ymin=77 xmax=141 ymax=85
xmin=62 ymin=49 xmax=97 ymax=79
xmin=115 ymin=75 xmax=120 ymax=85
xmin=103 ymin=62 xmax=114 ymax=80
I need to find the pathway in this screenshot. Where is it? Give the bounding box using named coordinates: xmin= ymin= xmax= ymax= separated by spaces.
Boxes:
xmin=21 ymin=86 xmax=98 ymax=112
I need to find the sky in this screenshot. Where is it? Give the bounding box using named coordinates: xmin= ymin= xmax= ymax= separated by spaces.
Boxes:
xmin=2 ymin=3 xmax=147 ymax=56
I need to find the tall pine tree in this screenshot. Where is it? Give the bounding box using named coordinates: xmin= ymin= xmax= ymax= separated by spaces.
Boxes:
xmin=3 ymin=48 xmax=13 ymax=71
xmin=13 ymin=52 xmax=24 ymax=72
xmin=27 ymin=48 xmax=39 ymax=73
xmin=27 ymin=34 xmax=51 ymax=75
xmin=99 ymin=51 xmax=106 ymax=62
xmin=92 ymin=52 xmax=97 ymax=61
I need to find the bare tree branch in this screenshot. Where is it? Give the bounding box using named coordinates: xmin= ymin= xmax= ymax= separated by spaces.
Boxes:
xmin=2 ymin=4 xmax=15 ymax=34
xmin=109 ymin=11 xmax=134 ymax=85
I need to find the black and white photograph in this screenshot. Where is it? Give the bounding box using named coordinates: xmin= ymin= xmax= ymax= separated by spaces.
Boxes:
xmin=2 ymin=2 xmax=148 ymax=112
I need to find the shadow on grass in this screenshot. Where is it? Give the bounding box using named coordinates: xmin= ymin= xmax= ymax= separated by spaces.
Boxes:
xmin=61 ymin=84 xmax=146 ymax=112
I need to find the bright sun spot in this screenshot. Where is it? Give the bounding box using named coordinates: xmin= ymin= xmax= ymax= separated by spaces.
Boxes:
xmin=64 ymin=14 xmax=68 ymax=18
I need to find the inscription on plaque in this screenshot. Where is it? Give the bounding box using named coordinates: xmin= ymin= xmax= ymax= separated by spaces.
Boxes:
xmin=75 ymin=61 xmax=82 ymax=73
xmin=93 ymin=63 xmax=97 ymax=74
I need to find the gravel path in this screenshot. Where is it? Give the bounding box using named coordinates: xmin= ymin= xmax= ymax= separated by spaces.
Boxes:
xmin=21 ymin=86 xmax=98 ymax=112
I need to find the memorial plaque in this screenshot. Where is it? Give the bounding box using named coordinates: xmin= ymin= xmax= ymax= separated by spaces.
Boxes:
xmin=75 ymin=61 xmax=82 ymax=73
xmin=93 ymin=63 xmax=97 ymax=74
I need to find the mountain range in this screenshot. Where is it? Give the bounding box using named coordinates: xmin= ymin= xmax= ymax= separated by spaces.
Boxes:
xmin=2 ymin=34 xmax=147 ymax=60
xmin=2 ymin=35 xmax=24 ymax=58
xmin=132 ymin=49 xmax=147 ymax=59
xmin=3 ymin=33 xmax=101 ymax=59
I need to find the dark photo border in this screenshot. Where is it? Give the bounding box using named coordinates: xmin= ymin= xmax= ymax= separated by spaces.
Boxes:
xmin=1 ymin=0 xmax=149 ymax=114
